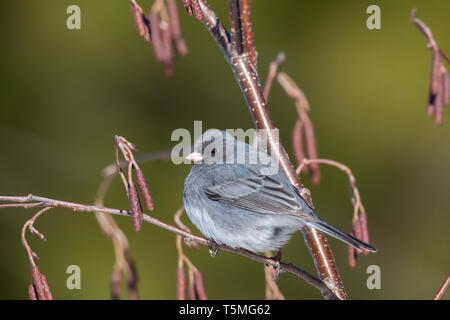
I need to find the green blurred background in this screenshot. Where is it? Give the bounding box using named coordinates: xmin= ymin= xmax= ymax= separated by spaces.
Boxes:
xmin=0 ymin=0 xmax=449 ymax=299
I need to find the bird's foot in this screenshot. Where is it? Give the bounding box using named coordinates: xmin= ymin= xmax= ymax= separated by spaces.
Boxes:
xmin=273 ymin=248 xmax=282 ymax=262
xmin=266 ymin=249 xmax=283 ymax=281
xmin=208 ymin=239 xmax=220 ymax=258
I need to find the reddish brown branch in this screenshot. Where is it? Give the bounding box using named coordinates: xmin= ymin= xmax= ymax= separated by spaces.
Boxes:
xmin=197 ymin=1 xmax=231 ymax=60
xmin=240 ymin=0 xmax=257 ymax=69
xmin=228 ymin=0 xmax=244 ymax=55
xmin=21 ymin=207 xmax=52 ymax=267
xmin=433 ymin=275 xmax=450 ymax=300
xmin=190 ymin=0 xmax=346 ymax=299
xmin=174 ymin=205 xmax=200 ymax=250
xmin=183 ymin=0 xmax=203 ymax=21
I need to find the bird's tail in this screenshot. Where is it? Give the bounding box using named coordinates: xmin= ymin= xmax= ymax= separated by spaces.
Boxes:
xmin=306 ymin=218 xmax=377 ymax=253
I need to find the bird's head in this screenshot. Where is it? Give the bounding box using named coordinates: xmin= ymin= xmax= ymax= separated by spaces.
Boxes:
xmin=186 ymin=129 xmax=239 ymax=165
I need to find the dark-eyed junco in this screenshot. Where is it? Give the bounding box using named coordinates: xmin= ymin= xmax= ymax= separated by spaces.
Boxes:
xmin=183 ymin=129 xmax=376 ymax=254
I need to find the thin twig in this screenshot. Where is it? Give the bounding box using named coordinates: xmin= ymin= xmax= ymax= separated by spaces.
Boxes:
xmin=174 ymin=205 xmax=200 ymax=250
xmin=0 ymin=194 xmax=337 ymax=299
xmin=263 ymin=52 xmax=286 ymax=102
xmin=21 ymin=207 xmax=52 ymax=266
xmin=228 ymin=0 xmax=244 ymax=55
xmin=433 ymin=275 xmax=450 ymax=300
xmin=240 ymin=0 xmax=257 ymax=69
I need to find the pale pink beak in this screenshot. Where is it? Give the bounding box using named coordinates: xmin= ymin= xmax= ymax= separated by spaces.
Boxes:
xmin=186 ymin=151 xmax=204 ymax=163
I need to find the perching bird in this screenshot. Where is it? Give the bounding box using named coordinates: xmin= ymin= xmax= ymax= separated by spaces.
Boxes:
xmin=183 ymin=129 xmax=376 ymax=254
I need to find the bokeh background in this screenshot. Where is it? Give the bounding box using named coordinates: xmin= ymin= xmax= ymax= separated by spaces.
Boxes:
xmin=0 ymin=0 xmax=449 ymax=299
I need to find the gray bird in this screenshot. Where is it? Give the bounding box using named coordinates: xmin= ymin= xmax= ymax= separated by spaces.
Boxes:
xmin=183 ymin=129 xmax=376 ymax=254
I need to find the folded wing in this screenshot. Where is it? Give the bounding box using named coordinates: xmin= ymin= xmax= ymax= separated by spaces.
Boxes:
xmin=205 ymin=172 xmax=303 ymax=215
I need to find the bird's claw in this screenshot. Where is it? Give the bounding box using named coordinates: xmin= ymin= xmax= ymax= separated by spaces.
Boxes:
xmin=208 ymin=240 xmax=220 ymax=258
xmin=267 ymin=249 xmax=283 ymax=281
xmin=274 ymin=249 xmax=282 ymax=262
xmin=271 ymin=260 xmax=282 ymax=281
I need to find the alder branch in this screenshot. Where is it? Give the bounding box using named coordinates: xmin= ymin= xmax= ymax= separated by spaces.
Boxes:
xmin=228 ymin=0 xmax=244 ymax=55
xmin=240 ymin=0 xmax=257 ymax=69
xmin=174 ymin=205 xmax=200 ymax=250
xmin=191 ymin=0 xmax=347 ymax=299
xmin=263 ymin=52 xmax=285 ymax=102
xmin=433 ymin=274 xmax=449 ymax=300
xmin=261 ymin=52 xmax=287 ymax=300
xmin=0 ymin=194 xmax=338 ymax=300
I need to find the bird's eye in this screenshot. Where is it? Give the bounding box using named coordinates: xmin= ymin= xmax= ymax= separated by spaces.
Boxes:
xmin=211 ymin=148 xmax=216 ymax=156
